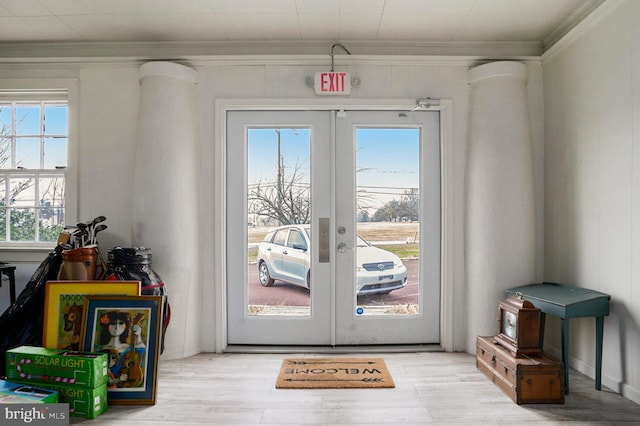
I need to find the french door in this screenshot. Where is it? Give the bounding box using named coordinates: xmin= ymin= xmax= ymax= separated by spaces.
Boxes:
xmin=226 ymin=109 xmax=440 ymax=346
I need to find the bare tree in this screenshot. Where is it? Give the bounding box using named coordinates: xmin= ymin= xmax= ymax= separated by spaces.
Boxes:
xmin=249 ymin=160 xmax=310 ymax=225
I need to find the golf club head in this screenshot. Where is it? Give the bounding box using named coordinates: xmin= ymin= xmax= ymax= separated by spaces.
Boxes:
xmin=91 ymin=215 xmax=107 ymax=226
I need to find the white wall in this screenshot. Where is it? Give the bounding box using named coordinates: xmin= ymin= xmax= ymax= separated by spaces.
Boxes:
xmin=543 ymin=0 xmax=640 ymax=404
xmin=0 ymin=56 xmax=545 ymax=359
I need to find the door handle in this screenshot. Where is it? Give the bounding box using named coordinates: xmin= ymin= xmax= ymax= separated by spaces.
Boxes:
xmin=337 ymin=242 xmax=353 ymax=253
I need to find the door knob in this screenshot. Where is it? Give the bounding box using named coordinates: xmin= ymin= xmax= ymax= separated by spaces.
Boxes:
xmin=337 ymin=242 xmax=352 ymax=253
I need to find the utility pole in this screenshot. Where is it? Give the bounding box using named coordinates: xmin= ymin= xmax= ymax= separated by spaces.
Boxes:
xmin=276 ymin=129 xmax=283 ymax=219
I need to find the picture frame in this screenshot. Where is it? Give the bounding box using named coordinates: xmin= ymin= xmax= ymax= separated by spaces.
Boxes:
xmin=80 ymin=295 xmax=163 ymax=405
xmin=43 ymin=280 xmax=141 ymax=351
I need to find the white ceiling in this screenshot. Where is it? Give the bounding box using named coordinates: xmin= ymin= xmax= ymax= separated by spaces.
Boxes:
xmin=0 ymin=0 xmax=604 ymax=52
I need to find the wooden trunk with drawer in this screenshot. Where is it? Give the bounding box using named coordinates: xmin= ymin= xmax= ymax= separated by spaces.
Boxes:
xmin=476 ymin=335 xmax=565 ymax=404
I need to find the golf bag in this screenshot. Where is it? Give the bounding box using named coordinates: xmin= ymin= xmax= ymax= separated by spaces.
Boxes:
xmin=0 ymin=245 xmax=64 ymax=376
xmin=105 ymin=247 xmax=170 ymax=354
xmin=57 ymin=246 xmax=106 ymax=280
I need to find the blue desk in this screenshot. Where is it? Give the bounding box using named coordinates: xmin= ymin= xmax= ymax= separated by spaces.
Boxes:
xmin=505 ymin=282 xmax=610 ymax=394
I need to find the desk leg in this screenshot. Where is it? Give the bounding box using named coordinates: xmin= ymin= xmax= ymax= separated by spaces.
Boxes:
xmin=539 ymin=312 xmax=546 ymax=350
xmin=595 ymin=316 xmax=604 ymax=390
xmin=561 ymin=318 xmax=570 ymax=394
xmin=8 ymin=269 xmax=16 ymax=306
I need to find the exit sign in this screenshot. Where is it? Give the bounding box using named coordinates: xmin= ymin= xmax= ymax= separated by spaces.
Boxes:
xmin=314 ymin=71 xmax=351 ymax=95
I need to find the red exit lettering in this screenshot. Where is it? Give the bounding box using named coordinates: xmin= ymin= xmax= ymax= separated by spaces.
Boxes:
xmin=314 ymin=72 xmax=351 ymax=95
xmin=321 ymin=72 xmax=346 ymax=92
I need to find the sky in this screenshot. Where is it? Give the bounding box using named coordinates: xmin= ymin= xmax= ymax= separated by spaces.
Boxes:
xmin=247 ymin=126 xmax=420 ymax=212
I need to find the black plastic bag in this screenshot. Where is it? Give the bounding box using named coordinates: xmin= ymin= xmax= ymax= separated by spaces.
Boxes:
xmin=0 ymin=245 xmax=63 ymax=376
xmin=105 ymin=247 xmax=170 ymax=354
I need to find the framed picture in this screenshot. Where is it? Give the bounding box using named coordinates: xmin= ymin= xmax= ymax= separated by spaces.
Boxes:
xmin=43 ymin=280 xmax=141 ymax=351
xmin=81 ymin=295 xmax=163 ymax=405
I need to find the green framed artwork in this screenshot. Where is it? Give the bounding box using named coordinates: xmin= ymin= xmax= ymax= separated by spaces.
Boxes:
xmin=43 ymin=280 xmax=141 ymax=351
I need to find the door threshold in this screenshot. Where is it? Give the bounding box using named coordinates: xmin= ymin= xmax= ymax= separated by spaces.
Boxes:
xmin=223 ymin=344 xmax=444 ymax=354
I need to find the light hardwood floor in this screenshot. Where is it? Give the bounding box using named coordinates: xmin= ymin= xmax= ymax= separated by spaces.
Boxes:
xmin=73 ymin=351 xmax=640 ymax=425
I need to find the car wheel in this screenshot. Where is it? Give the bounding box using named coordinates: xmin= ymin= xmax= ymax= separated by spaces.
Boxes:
xmin=258 ymin=261 xmax=274 ymax=287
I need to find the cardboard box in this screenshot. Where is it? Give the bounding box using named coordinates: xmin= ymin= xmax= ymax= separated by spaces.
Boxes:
xmin=0 ymin=379 xmax=59 ymax=404
xmin=11 ymin=379 xmax=107 ymax=419
xmin=6 ymin=346 xmax=108 ymax=389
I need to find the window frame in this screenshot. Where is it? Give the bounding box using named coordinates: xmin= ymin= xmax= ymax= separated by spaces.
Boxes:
xmin=0 ymin=79 xmax=78 ymax=261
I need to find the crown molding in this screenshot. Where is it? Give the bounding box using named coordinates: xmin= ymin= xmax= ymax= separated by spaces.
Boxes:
xmin=0 ymin=40 xmax=543 ymax=65
xmin=0 ymin=54 xmax=542 ymax=72
xmin=543 ymin=0 xmax=608 ymax=50
xmin=542 ymin=0 xmax=626 ymax=62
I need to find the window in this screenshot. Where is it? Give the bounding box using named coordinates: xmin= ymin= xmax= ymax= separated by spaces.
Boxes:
xmin=272 ymin=229 xmax=287 ymax=246
xmin=0 ymin=99 xmax=67 ymax=245
xmin=287 ymin=229 xmax=306 ymax=250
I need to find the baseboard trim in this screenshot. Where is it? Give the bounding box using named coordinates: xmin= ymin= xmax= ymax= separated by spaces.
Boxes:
xmin=223 ymin=344 xmax=444 ymax=354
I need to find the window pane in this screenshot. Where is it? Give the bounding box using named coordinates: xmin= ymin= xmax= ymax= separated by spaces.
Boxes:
xmin=39 ymin=176 xmax=65 ymax=207
xmin=44 ymin=104 xmax=67 ymax=135
xmin=10 ymin=207 xmax=36 ymax=241
xmin=0 ymin=176 xmax=5 ymax=205
xmin=247 ymin=127 xmax=311 ymax=316
xmin=0 ymin=208 xmax=5 ymax=241
xmin=16 ymin=137 xmax=40 ymax=168
xmin=15 ymin=105 xmax=41 ymax=135
xmin=0 ymin=103 xmax=10 ymax=132
xmin=44 ymin=137 xmax=67 ymax=168
xmin=39 ymin=207 xmax=64 ymax=242
xmin=10 ymin=176 xmax=35 ymax=206
xmin=0 ymin=135 xmax=9 ymax=170
xmin=0 ymin=175 xmax=4 ymax=241
xmin=355 ymin=128 xmax=420 ymax=316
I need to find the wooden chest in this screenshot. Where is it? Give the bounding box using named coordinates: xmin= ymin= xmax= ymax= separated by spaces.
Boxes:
xmin=476 ymin=335 xmax=565 ymax=404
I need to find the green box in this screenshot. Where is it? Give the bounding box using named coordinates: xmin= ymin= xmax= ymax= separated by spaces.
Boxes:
xmin=0 ymin=379 xmax=59 ymax=403
xmin=11 ymin=379 xmax=107 ymax=419
xmin=6 ymin=346 xmax=108 ymax=389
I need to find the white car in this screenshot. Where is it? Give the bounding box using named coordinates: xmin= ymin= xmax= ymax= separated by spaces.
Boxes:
xmin=257 ymin=224 xmax=408 ymax=295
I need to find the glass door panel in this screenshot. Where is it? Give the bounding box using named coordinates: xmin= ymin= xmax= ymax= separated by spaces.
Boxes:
xmin=227 ymin=111 xmax=331 ymax=345
xmin=335 ymin=111 xmax=440 ymax=345
xmin=248 ymin=128 xmax=311 ymax=316
xmin=354 ymin=128 xmax=421 ymax=316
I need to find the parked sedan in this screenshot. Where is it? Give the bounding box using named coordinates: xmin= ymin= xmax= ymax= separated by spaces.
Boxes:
xmin=257 ymin=224 xmax=408 ymax=295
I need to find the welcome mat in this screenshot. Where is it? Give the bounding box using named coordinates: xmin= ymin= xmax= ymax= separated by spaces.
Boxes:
xmin=276 ymin=358 xmax=395 ymax=389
